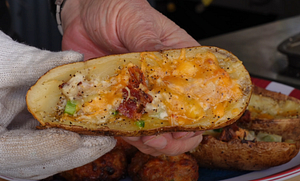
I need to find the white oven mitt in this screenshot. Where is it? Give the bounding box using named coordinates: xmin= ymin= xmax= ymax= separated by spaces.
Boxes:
xmin=0 ymin=31 xmax=116 ymax=180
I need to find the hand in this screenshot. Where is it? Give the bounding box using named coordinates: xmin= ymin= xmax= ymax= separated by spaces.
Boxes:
xmin=61 ymin=0 xmax=200 ymax=60
xmin=0 ymin=31 xmax=116 ymax=180
xmin=61 ymin=0 xmax=202 ymax=156
xmin=122 ymin=132 xmax=203 ymax=156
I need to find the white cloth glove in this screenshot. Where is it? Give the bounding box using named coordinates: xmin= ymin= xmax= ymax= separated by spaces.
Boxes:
xmin=0 ymin=31 xmax=116 ymax=180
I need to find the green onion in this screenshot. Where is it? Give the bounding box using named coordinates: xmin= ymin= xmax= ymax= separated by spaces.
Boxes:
xmin=112 ymin=110 xmax=119 ymax=116
xmin=135 ymin=120 xmax=145 ymax=128
xmin=64 ymin=100 xmax=77 ymax=115
xmin=258 ymin=133 xmax=282 ymax=142
xmin=213 ymin=128 xmax=223 ymax=133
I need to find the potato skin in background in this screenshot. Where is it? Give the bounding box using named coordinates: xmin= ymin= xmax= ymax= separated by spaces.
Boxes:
xmin=190 ymin=135 xmax=299 ymax=171
xmin=189 ymin=86 xmax=300 ymax=171
xmin=238 ymin=86 xmax=300 ymax=141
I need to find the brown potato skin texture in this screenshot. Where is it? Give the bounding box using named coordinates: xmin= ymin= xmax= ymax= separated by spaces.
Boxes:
xmin=238 ymin=86 xmax=300 ymax=141
xmin=37 ymin=116 xmax=245 ymax=137
xmin=190 ymin=135 xmax=299 ymax=171
xmin=128 ymin=151 xmax=199 ymax=181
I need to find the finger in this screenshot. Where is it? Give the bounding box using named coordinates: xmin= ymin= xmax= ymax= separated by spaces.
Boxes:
xmin=172 ymin=131 xmax=204 ymax=140
xmin=142 ymin=135 xmax=167 ymax=150
xmin=156 ymin=133 xmax=203 ymax=156
xmin=122 ymin=136 xmax=163 ymax=156
xmin=172 ymin=132 xmax=195 ymax=140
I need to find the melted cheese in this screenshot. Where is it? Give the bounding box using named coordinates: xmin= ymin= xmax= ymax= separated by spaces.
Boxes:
xmin=59 ymin=50 xmax=242 ymax=126
xmin=141 ymin=49 xmax=242 ymax=125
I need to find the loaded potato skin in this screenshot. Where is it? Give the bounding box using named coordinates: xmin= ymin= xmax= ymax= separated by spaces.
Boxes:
xmin=238 ymin=86 xmax=300 ymax=141
xmin=190 ymin=87 xmax=300 ymax=171
xmin=191 ymin=134 xmax=299 ymax=171
xmin=27 ymin=46 xmax=252 ymax=136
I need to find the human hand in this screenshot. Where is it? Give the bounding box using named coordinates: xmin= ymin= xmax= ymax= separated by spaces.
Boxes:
xmin=122 ymin=132 xmax=203 ymax=156
xmin=0 ymin=31 xmax=116 ymax=180
xmin=61 ymin=0 xmax=200 ymax=60
xmin=61 ymin=0 xmax=202 ymax=156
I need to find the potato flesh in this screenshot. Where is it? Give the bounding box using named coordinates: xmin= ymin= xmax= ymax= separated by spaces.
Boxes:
xmin=26 ymin=46 xmax=252 ymax=134
xmin=57 ymin=49 xmax=243 ymax=127
xmin=248 ymin=93 xmax=300 ymax=119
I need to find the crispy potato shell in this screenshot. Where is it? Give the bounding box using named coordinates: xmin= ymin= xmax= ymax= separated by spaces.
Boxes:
xmin=238 ymin=86 xmax=300 ymax=141
xmin=190 ymin=86 xmax=300 ymax=170
xmin=26 ymin=46 xmax=252 ymax=136
xmin=190 ymin=135 xmax=299 ymax=171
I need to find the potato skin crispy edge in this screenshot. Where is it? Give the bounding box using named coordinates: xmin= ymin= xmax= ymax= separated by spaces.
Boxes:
xmin=37 ymin=114 xmax=242 ymax=136
xmin=190 ymin=135 xmax=300 ymax=171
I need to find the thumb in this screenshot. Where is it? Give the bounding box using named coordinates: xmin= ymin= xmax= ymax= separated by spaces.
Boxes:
xmin=127 ymin=38 xmax=173 ymax=52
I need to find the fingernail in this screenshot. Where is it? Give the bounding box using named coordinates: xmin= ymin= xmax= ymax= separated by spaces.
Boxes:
xmin=143 ymin=135 xmax=167 ymax=150
xmin=173 ymin=132 xmax=195 ymax=140
xmin=123 ymin=137 xmax=140 ymax=142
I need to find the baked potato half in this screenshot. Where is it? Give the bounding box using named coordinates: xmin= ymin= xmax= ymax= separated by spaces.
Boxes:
xmin=238 ymin=86 xmax=300 ymax=141
xmin=190 ymin=87 xmax=300 ymax=170
xmin=26 ymin=46 xmax=252 ymax=136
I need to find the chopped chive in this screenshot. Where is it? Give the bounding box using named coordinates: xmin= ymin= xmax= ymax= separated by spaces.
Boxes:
xmin=64 ymin=100 xmax=77 ymax=115
xmin=135 ymin=120 xmax=145 ymax=128
xmin=112 ymin=110 xmax=119 ymax=116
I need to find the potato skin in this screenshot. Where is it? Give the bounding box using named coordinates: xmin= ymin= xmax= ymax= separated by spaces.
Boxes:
xmin=128 ymin=151 xmax=199 ymax=181
xmin=238 ymin=86 xmax=300 ymax=141
xmin=28 ymin=46 xmax=252 ymax=136
xmin=189 ymin=86 xmax=300 ymax=171
xmin=190 ymin=135 xmax=299 ymax=171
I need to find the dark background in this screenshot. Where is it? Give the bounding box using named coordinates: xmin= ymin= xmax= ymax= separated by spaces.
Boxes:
xmin=1 ymin=0 xmax=300 ymax=51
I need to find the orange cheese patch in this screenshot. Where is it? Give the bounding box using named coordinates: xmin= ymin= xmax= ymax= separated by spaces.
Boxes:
xmin=59 ymin=49 xmax=242 ymax=126
xmin=141 ymin=49 xmax=242 ymax=125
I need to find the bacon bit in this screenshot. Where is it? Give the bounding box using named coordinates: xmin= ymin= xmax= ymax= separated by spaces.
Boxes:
xmin=219 ymin=123 xmax=240 ymax=142
xmin=117 ymin=66 xmax=153 ymax=120
xmin=238 ymin=110 xmax=251 ymax=123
